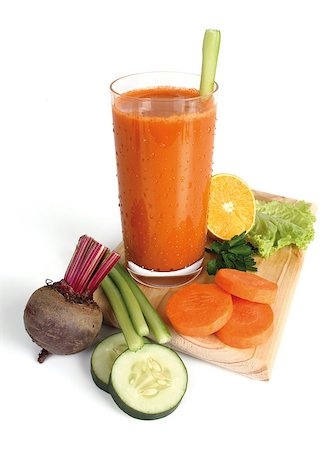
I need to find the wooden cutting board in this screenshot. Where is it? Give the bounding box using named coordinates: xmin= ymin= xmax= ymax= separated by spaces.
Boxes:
xmin=94 ymin=190 xmax=316 ymax=381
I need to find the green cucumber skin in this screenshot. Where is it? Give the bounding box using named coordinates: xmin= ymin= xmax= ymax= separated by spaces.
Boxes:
xmin=109 ymin=383 xmax=181 ymax=420
xmin=91 ymin=365 xmax=110 ymax=393
xmin=108 ymin=344 xmax=188 ymax=420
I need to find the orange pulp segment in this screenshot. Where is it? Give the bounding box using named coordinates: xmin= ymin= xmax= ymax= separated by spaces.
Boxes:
xmin=207 ymin=174 xmax=256 ymax=240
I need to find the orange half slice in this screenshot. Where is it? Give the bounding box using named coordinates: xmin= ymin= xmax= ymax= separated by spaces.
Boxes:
xmin=207 ymin=174 xmax=256 ymax=240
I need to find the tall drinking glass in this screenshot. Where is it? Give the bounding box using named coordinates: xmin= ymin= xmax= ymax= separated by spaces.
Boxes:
xmin=110 ymin=72 xmax=218 ymax=287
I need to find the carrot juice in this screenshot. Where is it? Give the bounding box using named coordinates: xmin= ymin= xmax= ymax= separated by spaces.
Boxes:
xmin=111 ymin=73 xmax=217 ymax=279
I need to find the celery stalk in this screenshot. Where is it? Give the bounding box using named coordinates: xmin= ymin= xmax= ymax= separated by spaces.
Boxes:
xmin=199 ymin=29 xmax=221 ymax=96
xmin=114 ymin=263 xmax=171 ymax=344
xmin=109 ymin=269 xmax=149 ymax=337
xmin=100 ymin=277 xmax=144 ymax=351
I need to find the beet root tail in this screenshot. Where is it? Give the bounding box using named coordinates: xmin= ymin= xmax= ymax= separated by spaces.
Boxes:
xmin=37 ymin=348 xmax=50 ymax=363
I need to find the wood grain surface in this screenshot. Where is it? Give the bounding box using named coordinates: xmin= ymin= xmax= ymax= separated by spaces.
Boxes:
xmin=94 ymin=190 xmax=316 ymax=381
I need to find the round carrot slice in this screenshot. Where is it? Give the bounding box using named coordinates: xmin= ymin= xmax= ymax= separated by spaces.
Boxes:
xmin=165 ymin=284 xmax=233 ymax=337
xmin=215 ymin=296 xmax=274 ymax=348
xmin=215 ymin=268 xmax=278 ymax=304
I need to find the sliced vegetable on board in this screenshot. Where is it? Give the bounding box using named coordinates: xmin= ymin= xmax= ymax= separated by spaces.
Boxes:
xmin=109 ymin=343 xmax=188 ymax=420
xmin=215 ymin=296 xmax=274 ymax=349
xmin=166 ymin=284 xmax=233 ymax=336
xmin=100 ymin=276 xmax=144 ymax=352
xmin=100 ymin=263 xmax=171 ymax=347
xmin=114 ymin=263 xmax=171 ymax=344
xmin=215 ymin=268 xmax=278 ymax=304
xmin=91 ymin=332 xmax=150 ymax=392
xmin=109 ymin=268 xmax=149 ymax=337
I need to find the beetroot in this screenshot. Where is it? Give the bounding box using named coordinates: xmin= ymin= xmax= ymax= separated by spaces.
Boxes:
xmin=23 ymin=235 xmax=120 ymax=362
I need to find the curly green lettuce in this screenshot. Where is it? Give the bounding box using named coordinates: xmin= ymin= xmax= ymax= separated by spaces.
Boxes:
xmin=247 ymin=200 xmax=315 ymax=258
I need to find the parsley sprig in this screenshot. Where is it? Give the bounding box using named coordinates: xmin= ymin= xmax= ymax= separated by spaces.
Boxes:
xmin=206 ymin=232 xmax=257 ymax=275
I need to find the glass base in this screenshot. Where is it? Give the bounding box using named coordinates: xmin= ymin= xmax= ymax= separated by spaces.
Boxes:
xmin=127 ymin=258 xmax=203 ymax=288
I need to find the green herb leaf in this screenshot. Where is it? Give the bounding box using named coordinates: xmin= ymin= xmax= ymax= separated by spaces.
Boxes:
xmin=206 ymin=232 xmax=258 ymax=275
xmin=228 ymin=232 xmax=247 ymax=248
xmin=207 ymin=259 xmax=219 ymax=275
xmin=210 ymin=241 xmax=223 ymax=254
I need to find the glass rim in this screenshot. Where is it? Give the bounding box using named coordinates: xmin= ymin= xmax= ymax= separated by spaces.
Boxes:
xmin=110 ymin=71 xmax=219 ymax=101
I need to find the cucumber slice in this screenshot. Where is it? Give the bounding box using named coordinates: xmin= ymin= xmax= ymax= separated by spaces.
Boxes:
xmin=91 ymin=332 xmax=150 ymax=392
xmin=109 ymin=343 xmax=188 ymax=420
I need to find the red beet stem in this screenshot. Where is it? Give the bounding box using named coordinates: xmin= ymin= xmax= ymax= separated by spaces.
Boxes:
xmin=72 ymin=241 xmax=105 ymax=293
xmin=87 ymin=251 xmax=120 ymax=293
xmin=64 ymin=235 xmax=120 ymax=295
xmin=64 ymin=236 xmax=91 ymax=286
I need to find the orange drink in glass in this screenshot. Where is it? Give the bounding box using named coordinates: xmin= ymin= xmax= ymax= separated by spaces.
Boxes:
xmin=111 ymin=72 xmax=218 ymax=287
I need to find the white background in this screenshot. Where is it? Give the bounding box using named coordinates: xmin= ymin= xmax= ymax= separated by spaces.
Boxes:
xmin=1 ymin=1 xmax=334 ymax=449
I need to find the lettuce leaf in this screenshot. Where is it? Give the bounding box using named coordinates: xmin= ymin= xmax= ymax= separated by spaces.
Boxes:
xmin=247 ymin=200 xmax=315 ymax=258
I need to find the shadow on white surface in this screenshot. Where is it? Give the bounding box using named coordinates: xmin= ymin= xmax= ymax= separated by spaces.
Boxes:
xmin=73 ymin=324 xmax=128 ymax=416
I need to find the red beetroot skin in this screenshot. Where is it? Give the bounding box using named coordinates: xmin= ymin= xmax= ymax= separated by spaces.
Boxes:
xmin=24 ymin=286 xmax=103 ymax=355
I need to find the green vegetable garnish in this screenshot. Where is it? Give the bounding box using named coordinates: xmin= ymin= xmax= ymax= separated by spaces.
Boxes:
xmin=100 ymin=276 xmax=144 ymax=352
xmin=199 ymin=29 xmax=221 ymax=96
xmin=109 ymin=267 xmax=149 ymax=337
xmin=114 ymin=263 xmax=171 ymax=344
xmin=206 ymin=232 xmax=257 ymax=275
xmin=248 ymin=200 xmax=316 ymax=258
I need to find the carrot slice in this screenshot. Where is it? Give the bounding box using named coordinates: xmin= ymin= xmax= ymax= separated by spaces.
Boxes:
xmin=165 ymin=284 xmax=233 ymax=337
xmin=215 ymin=296 xmax=274 ymax=348
xmin=215 ymin=268 xmax=278 ymax=304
